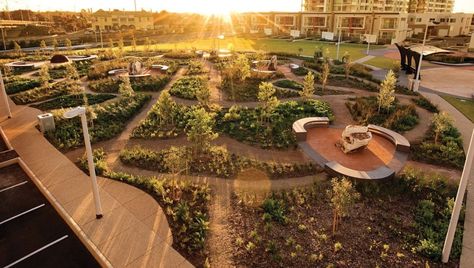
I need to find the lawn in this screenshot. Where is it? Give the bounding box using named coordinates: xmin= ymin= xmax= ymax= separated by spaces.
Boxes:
xmin=442 ymin=95 xmax=474 ymax=122
xmin=125 ymin=37 xmax=386 ymax=61
xmin=364 ymin=57 xmax=399 ymax=70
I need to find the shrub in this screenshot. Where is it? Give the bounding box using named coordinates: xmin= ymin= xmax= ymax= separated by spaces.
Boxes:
xmin=273 ymin=79 xmax=303 ymax=90
xmin=11 ymin=80 xmax=82 ymax=105
xmin=87 ymin=60 xmax=126 ymax=80
xmin=412 ymin=96 xmax=439 ymax=113
xmin=31 ymin=93 xmax=115 ymax=111
xmin=89 ymin=76 xmax=171 ymax=93
xmin=79 ymin=148 xmax=109 ymax=176
xmin=262 ymin=198 xmax=288 ymax=224
xmin=5 ymin=77 xmax=41 ymax=95
xmin=291 ymin=66 xmax=308 ymax=76
xmin=170 ymin=76 xmax=208 ymax=100
xmin=164 ymin=51 xmax=196 ymax=59
xmin=187 ymin=59 xmax=206 ymax=75
xmin=221 ymin=77 xmax=299 ymax=102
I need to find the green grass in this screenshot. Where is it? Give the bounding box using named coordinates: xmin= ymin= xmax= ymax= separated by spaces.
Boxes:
xmin=123 ymin=37 xmax=386 ymax=61
xmin=442 ymin=95 xmax=474 ymax=122
xmin=364 ymin=57 xmax=399 ymax=70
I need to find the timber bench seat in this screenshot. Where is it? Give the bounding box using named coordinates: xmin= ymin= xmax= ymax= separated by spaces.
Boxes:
xmin=293 ymin=117 xmax=330 ymax=142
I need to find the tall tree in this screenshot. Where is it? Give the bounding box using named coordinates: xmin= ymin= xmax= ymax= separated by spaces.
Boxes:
xmin=40 ymin=40 xmax=47 ymax=53
xmin=233 ymin=54 xmax=251 ymax=82
xmin=185 ymin=108 xmax=218 ymax=155
xmin=131 ymin=36 xmax=137 ymax=52
xmin=301 ymin=71 xmax=315 ymax=100
xmin=196 ymin=84 xmax=211 ymax=108
xmin=377 ymin=70 xmax=396 ymax=113
xmin=320 ymin=60 xmax=330 ymax=92
xmin=145 ymin=37 xmax=151 ymax=52
xmin=108 ymin=38 xmax=114 ymax=49
xmin=155 ymin=90 xmax=176 ymax=127
xmin=13 ymin=41 xmax=22 ymax=57
xmin=38 ymin=64 xmax=50 ymax=87
xmin=258 ymin=82 xmax=279 ymax=125
xmin=432 ymin=112 xmax=454 ymax=145
xmin=52 ymin=38 xmax=58 ymax=51
xmin=118 ymin=37 xmax=124 ymax=52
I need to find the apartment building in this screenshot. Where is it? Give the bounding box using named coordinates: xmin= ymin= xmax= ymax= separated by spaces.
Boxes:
xmin=408 ymin=0 xmax=454 ymax=13
xmin=305 ymin=0 xmax=409 ymax=13
xmin=408 ymin=12 xmax=473 ymax=37
xmin=91 ymin=9 xmax=154 ymax=31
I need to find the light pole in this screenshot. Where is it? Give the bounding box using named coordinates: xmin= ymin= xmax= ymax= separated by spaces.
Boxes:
xmin=336 ymin=19 xmax=342 ymax=61
xmin=412 ymin=21 xmax=439 ymax=92
xmin=0 ymin=70 xmax=11 ymax=119
xmin=64 ymin=107 xmax=103 ymax=219
xmin=442 ymin=129 xmax=474 ymax=263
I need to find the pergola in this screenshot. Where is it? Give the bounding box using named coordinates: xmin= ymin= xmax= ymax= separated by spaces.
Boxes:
xmin=395 ymin=43 xmax=451 ymax=79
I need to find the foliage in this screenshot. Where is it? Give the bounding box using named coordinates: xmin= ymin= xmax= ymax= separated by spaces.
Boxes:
xmin=170 ymin=76 xmax=208 ymax=100
xmin=291 ymin=66 xmax=309 ymax=76
xmin=233 ymin=54 xmax=251 ymax=82
xmin=262 ymin=197 xmax=288 ymax=224
xmin=46 ymin=94 xmax=150 ymax=149
xmin=120 ymin=145 xmax=320 ymax=179
xmin=343 ymin=52 xmax=352 ymax=79
xmin=412 ymin=96 xmax=439 ymax=113
xmin=79 ymin=148 xmax=108 ymax=176
xmin=273 ymin=79 xmax=303 ymax=90
xmin=164 ymin=51 xmax=196 ymax=59
xmin=185 ymin=108 xmax=219 ymax=154
xmin=187 ymin=59 xmax=206 ymax=75
xmin=65 ymin=64 xmax=79 ymax=81
xmin=31 ymin=93 xmax=115 ymax=111
xmin=11 ymin=80 xmax=82 ymax=105
xmin=118 ymin=76 xmax=135 ymax=97
xmin=221 ymin=76 xmax=299 ymax=102
xmin=87 ymin=60 xmax=126 ymax=80
xmin=347 ymin=96 xmax=419 ymax=133
xmin=301 ymin=72 xmax=315 ymax=100
xmin=412 ymin=115 xmax=465 ymax=169
xmin=377 ymin=70 xmax=396 ymax=112
xmin=328 ymin=178 xmax=360 ymax=234
xmin=432 ymin=112 xmax=454 ymax=145
xmin=258 ymin=82 xmax=280 ymax=125
xmin=5 ymin=77 xmax=41 ymax=95
xmin=38 ymin=64 xmax=50 ymax=86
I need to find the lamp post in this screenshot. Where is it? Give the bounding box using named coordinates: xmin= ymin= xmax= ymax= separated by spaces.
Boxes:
xmin=442 ymin=129 xmax=474 ymax=263
xmin=412 ymin=21 xmax=439 ymax=92
xmin=336 ymin=21 xmax=342 ymax=61
xmin=0 ymin=70 xmax=11 ymax=119
xmin=217 ymin=34 xmax=224 ymax=52
xmin=64 ymin=107 xmax=103 ymax=219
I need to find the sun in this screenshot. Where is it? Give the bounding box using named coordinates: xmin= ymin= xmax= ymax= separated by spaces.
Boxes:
xmin=193 ymin=0 xmax=239 ymax=21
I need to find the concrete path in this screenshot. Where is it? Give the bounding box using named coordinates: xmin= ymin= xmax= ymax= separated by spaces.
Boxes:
xmin=0 ymin=103 xmax=192 ymax=268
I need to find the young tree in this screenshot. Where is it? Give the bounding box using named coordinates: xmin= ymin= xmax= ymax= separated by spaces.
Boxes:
xmin=108 ymin=38 xmax=114 ymax=49
xmin=65 ymin=64 xmax=80 ymax=81
xmin=300 ymin=71 xmax=315 ymax=100
xmin=343 ymin=52 xmax=352 ymax=79
xmin=65 ymin=38 xmax=72 ymax=51
xmin=40 ymin=40 xmax=47 ymax=53
xmin=320 ymin=60 xmax=330 ymax=92
xmin=13 ymin=41 xmax=22 ymax=57
xmin=314 ymin=46 xmax=323 ymax=62
xmin=329 ymin=178 xmax=360 ymax=235
xmin=185 ymin=108 xmax=218 ymax=155
xmin=38 ymin=64 xmax=50 ymax=87
xmin=234 ymin=54 xmax=251 ymax=81
xmin=163 ymin=146 xmax=188 ymax=175
xmin=3 ymin=65 xmax=12 ymax=77
xmin=155 ymin=90 xmax=176 ymax=127
xmin=298 ymin=47 xmax=303 ymax=56
xmin=118 ymin=76 xmax=134 ymax=97
xmin=258 ymin=82 xmax=280 ymax=125
xmin=145 ymin=37 xmax=151 ymax=52
xmin=432 ymin=111 xmax=454 ymax=145
xmin=377 ymin=70 xmax=396 ymax=113
xmin=118 ymin=37 xmax=124 ymax=52
xmin=196 ymin=84 xmax=211 ymax=108
xmin=131 ymin=36 xmax=137 ymax=52
xmin=52 ymin=38 xmax=58 ymax=51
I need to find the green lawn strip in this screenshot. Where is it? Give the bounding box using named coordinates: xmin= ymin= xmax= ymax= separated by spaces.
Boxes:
xmin=364 ymin=57 xmax=399 ymax=70
xmin=442 ymin=95 xmax=474 ymax=123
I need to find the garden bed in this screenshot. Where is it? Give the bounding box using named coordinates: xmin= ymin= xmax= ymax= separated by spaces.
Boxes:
xmin=229 ymin=169 xmax=462 ymax=267
xmin=11 ymin=80 xmax=83 ymax=105
xmin=88 ymin=76 xmax=171 ymax=93
xmin=346 ymin=96 xmax=419 ymax=133
xmin=46 ymin=93 xmax=150 ymax=150
xmin=120 ymin=145 xmax=320 ymax=179
xmin=169 ymin=76 xmax=208 ymax=100
xmin=31 ymin=93 xmax=116 ymax=111
xmin=5 ymin=77 xmax=41 ymax=95
xmin=221 ymin=77 xmax=299 ymax=102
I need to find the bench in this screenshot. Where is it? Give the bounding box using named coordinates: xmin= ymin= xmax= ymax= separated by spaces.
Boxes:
xmin=293 ymin=117 xmax=330 ymax=142
xmin=368 ymin=124 xmax=410 ymax=153
xmin=325 ymin=161 xmax=395 ymax=180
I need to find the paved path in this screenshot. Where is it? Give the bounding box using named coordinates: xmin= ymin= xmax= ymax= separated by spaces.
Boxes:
xmin=0 ymin=104 xmax=192 ymax=268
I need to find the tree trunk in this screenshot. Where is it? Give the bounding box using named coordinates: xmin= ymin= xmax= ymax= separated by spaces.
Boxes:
xmin=332 ymin=209 xmax=338 ymax=235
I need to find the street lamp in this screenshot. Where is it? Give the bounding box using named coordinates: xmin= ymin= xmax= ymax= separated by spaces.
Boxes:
xmin=442 ymin=129 xmax=474 ymax=263
xmin=64 ymin=107 xmax=103 ymax=219
xmin=412 ymin=21 xmax=440 ymax=92
xmin=336 ymin=20 xmax=342 ymax=61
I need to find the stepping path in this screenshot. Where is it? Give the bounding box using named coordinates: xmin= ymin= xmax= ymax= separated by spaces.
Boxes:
xmin=0 ymin=103 xmax=191 ymax=268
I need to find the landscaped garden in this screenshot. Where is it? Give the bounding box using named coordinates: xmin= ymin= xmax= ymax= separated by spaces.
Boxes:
xmin=3 ymin=46 xmax=468 ymax=268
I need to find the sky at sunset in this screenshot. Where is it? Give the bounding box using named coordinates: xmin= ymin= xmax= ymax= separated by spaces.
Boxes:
xmin=6 ymin=0 xmax=474 ymax=13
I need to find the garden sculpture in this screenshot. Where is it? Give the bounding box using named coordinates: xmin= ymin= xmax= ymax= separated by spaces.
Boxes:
xmin=268 ymin=55 xmax=278 ymax=71
xmin=337 ymin=125 xmax=372 ymax=154
xmin=129 ymin=61 xmax=143 ymax=75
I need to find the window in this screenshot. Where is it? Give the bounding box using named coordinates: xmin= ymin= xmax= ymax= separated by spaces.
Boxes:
xmin=416 ymin=18 xmax=422 ymax=22
xmin=304 ymin=17 xmax=326 ymax=27
xmin=450 ymin=18 xmax=456 ymax=23
xmin=340 ymin=17 xmax=364 ymax=28
xmin=277 ymin=16 xmax=295 ymax=26
xmin=382 ymin=18 xmax=397 ymax=29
